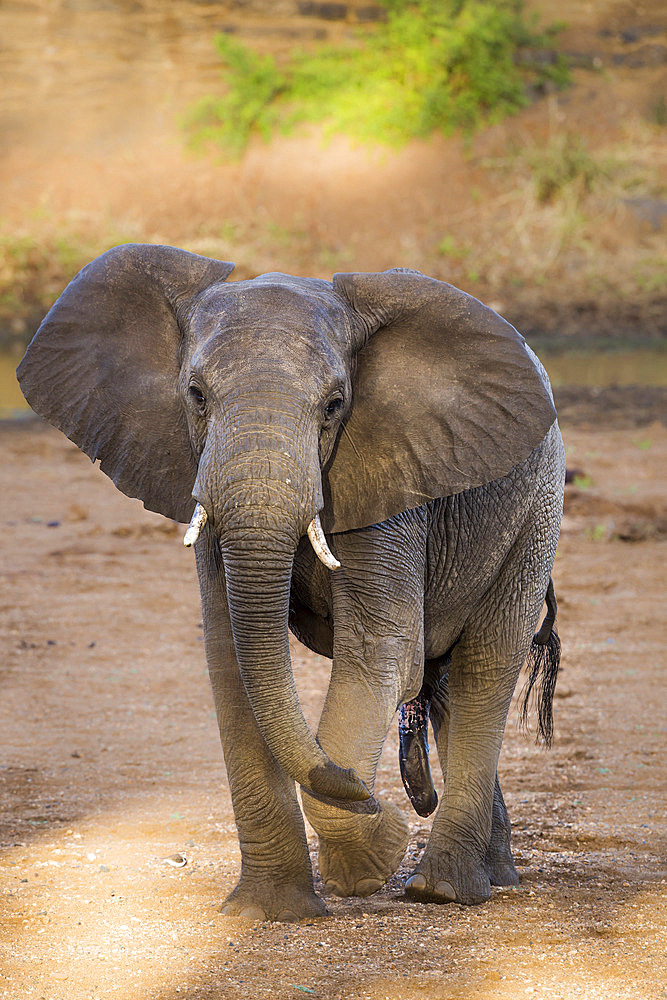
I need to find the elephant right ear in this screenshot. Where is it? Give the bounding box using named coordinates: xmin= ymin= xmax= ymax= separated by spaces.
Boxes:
xmin=17 ymin=243 xmax=234 ymax=522
xmin=324 ymin=269 xmax=557 ymax=532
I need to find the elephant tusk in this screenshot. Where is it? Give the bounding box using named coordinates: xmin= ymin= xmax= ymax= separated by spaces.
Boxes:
xmin=183 ymin=503 xmax=208 ymax=547
xmin=307 ymin=514 xmax=340 ymax=571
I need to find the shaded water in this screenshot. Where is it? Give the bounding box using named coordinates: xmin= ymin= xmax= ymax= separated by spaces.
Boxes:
xmin=2 ymin=348 xmax=666 ymax=419
xmin=1 ymin=352 xmax=29 ymax=419
xmin=541 ymin=350 xmax=667 ymax=388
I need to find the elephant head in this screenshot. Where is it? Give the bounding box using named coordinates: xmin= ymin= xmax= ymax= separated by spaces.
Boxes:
xmin=17 ymin=244 xmax=556 ymax=803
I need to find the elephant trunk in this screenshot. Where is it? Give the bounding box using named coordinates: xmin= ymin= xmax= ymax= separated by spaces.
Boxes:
xmin=184 ymin=504 xmax=339 ymax=572
xmin=195 ymin=409 xmax=367 ymax=802
xmin=221 ymin=535 xmax=366 ymax=800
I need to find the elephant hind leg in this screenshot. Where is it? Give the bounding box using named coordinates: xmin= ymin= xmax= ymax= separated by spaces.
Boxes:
xmin=406 ymin=520 xmax=554 ymax=905
xmin=404 ymin=636 xmax=519 ymax=906
xmin=404 ymin=775 xmax=519 ymax=904
xmin=484 ymin=774 xmax=519 ymax=887
xmin=404 ymin=667 xmax=518 ymax=890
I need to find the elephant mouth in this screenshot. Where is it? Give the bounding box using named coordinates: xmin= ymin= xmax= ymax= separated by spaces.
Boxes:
xmin=184 ymin=503 xmax=340 ymax=571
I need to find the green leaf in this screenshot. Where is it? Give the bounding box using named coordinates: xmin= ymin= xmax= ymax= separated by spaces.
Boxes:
xmin=184 ymin=0 xmax=569 ymax=156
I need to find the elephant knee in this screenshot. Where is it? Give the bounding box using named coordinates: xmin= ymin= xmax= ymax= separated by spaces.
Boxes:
xmin=301 ymin=789 xmax=379 ymax=843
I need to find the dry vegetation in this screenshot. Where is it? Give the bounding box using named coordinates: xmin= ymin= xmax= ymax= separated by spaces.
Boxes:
xmin=0 ymin=0 xmax=665 ymax=349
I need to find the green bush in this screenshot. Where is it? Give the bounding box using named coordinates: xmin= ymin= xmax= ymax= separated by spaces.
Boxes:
xmin=185 ymin=0 xmax=568 ymax=155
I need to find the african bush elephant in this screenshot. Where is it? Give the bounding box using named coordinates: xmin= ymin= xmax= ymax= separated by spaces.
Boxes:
xmin=17 ymin=244 xmax=565 ymax=922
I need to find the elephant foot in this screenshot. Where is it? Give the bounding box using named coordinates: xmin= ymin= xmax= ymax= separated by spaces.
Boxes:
xmin=316 ymin=800 xmax=409 ymax=898
xmin=219 ymin=878 xmax=328 ymax=923
xmin=485 ymin=853 xmax=519 ymax=887
xmin=485 ymin=787 xmax=518 ymax=886
xmin=404 ymin=844 xmax=491 ymax=905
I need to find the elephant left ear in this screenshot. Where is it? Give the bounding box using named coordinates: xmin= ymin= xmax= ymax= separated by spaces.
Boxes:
xmin=16 ymin=244 xmax=235 ymax=522
xmin=323 ymin=269 xmax=557 ymax=533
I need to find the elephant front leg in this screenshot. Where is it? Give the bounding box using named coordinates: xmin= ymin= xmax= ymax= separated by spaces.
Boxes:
xmin=302 ymin=520 xmax=428 ymax=898
xmin=301 ymin=644 xmax=412 ymax=898
xmin=195 ymin=540 xmax=325 ymax=922
xmin=301 ymin=635 xmax=412 ymax=898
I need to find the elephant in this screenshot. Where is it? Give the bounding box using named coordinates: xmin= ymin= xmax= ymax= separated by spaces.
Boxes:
xmin=17 ymin=244 xmax=565 ymax=922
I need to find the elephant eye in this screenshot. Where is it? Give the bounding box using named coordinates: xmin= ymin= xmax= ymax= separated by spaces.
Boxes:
xmin=323 ymin=393 xmax=345 ymax=423
xmin=188 ymin=384 xmax=206 ymax=411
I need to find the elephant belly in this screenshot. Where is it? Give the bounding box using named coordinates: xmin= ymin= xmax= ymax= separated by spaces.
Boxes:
xmin=423 ymin=482 xmax=546 ymax=659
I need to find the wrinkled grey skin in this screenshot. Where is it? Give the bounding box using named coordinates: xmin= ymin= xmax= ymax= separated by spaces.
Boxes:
xmin=17 ymin=245 xmax=565 ymax=922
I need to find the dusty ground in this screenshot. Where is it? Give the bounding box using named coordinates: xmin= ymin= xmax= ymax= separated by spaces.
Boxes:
xmin=0 ymin=397 xmax=665 ymax=1000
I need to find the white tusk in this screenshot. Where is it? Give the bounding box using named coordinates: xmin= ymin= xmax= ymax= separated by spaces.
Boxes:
xmin=307 ymin=514 xmax=341 ymax=571
xmin=183 ymin=503 xmax=208 ymax=547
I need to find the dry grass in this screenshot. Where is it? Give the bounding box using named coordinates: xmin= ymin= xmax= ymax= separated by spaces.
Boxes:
xmin=1 ymin=0 xmax=665 ymax=347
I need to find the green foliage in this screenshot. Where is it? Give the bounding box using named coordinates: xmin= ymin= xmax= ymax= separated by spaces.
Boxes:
xmin=588 ymin=523 xmax=608 ymax=542
xmin=0 ymin=223 xmax=128 ymax=343
xmin=633 ymin=258 xmax=667 ymax=294
xmin=0 ymin=230 xmax=84 ymax=314
xmin=186 ymin=41 xmax=285 ymax=156
xmin=185 ymin=0 xmax=568 ymax=155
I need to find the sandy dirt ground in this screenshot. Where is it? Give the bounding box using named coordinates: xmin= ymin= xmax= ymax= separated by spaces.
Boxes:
xmin=0 ymin=401 xmax=665 ymax=1000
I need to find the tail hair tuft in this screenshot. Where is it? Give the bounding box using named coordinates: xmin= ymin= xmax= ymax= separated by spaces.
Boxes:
xmin=519 ymin=628 xmax=561 ymax=747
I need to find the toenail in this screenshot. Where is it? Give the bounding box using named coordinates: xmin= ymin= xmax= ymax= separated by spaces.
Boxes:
xmin=435 ymin=880 xmax=456 ymax=900
xmin=276 ymin=910 xmax=299 ymax=922
xmin=238 ymin=904 xmax=266 ymax=921
xmin=356 ymin=877 xmax=383 ymax=897
xmin=405 ymin=874 xmax=427 ymax=891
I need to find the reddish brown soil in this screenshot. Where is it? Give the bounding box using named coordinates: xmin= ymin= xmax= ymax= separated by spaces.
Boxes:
xmin=0 ymin=409 xmax=665 ymax=1000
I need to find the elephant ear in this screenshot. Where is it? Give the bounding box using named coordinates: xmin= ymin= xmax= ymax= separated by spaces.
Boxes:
xmin=324 ymin=269 xmax=557 ymax=532
xmin=17 ymin=243 xmax=234 ymax=522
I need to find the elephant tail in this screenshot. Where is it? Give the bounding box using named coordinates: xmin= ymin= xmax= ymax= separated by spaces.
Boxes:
xmin=519 ymin=577 xmax=561 ymax=747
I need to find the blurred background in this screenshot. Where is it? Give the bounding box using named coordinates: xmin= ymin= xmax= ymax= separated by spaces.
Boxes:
xmin=0 ymin=0 xmax=665 ymax=411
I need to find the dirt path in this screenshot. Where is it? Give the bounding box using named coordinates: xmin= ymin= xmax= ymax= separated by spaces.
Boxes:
xmin=0 ymin=415 xmax=665 ymax=999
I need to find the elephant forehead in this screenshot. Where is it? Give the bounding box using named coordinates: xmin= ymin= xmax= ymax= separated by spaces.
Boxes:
xmin=192 ymin=274 xmax=352 ymax=341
